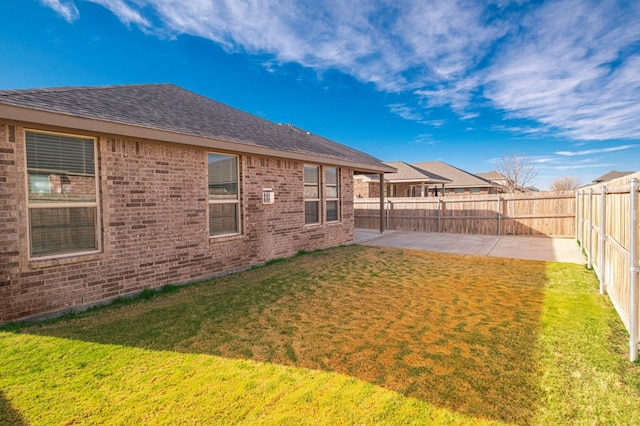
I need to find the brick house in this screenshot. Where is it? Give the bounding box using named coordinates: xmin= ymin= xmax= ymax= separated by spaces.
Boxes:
xmin=0 ymin=84 xmax=394 ymax=323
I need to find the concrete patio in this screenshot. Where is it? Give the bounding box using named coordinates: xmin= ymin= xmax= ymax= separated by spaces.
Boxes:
xmin=354 ymin=228 xmax=585 ymax=264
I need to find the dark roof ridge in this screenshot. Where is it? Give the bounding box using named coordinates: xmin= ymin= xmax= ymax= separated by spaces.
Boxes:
xmin=0 ymin=82 xmax=175 ymax=95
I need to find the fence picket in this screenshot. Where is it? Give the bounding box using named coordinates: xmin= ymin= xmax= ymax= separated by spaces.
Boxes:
xmin=577 ymin=173 xmax=640 ymax=362
xmin=354 ymin=191 xmax=576 ymax=237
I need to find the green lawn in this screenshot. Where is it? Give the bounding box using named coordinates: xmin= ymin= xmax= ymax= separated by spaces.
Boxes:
xmin=1 ymin=245 xmax=639 ymax=425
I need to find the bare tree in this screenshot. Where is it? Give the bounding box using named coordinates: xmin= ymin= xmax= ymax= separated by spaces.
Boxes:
xmin=494 ymin=152 xmax=539 ymax=193
xmin=549 ymin=176 xmax=581 ymax=191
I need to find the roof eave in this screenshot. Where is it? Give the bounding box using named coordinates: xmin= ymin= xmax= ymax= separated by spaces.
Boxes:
xmin=0 ymin=104 xmax=393 ymax=174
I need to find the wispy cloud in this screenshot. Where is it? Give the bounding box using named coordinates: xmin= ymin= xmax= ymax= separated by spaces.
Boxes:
xmin=412 ymin=133 xmax=440 ymax=146
xmin=40 ymin=0 xmax=79 ymax=22
xmin=388 ymin=103 xmax=424 ymax=122
xmin=544 ymin=162 xmax=616 ymax=171
xmin=89 ymin=0 xmax=151 ymax=27
xmin=483 ymin=0 xmax=640 ymax=140
xmin=555 ymin=144 xmax=636 ymax=156
xmin=42 ymin=0 xmax=640 ymax=141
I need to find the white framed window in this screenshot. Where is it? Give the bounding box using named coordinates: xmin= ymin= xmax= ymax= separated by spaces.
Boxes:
xmin=304 ymin=164 xmax=320 ymax=225
xmin=325 ymin=167 xmax=340 ymax=222
xmin=208 ymin=153 xmax=240 ymax=236
xmin=25 ymin=130 xmax=100 ymax=258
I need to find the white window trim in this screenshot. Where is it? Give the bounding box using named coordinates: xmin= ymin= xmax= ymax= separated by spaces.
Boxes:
xmin=207 ymin=152 xmax=241 ymax=238
xmin=25 ymin=129 xmax=101 ymax=260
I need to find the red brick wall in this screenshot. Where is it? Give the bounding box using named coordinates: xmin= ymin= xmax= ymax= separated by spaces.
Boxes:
xmin=0 ymin=123 xmax=354 ymax=322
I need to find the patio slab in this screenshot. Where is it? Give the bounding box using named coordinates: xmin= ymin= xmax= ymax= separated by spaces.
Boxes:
xmin=354 ymin=229 xmax=585 ymax=264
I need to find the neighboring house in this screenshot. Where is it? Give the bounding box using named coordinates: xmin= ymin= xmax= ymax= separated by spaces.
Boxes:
xmin=354 ymin=160 xmax=499 ymax=197
xmin=412 ymin=161 xmax=500 ymax=195
xmin=354 ymin=161 xmax=450 ymax=198
xmin=0 ymin=83 xmax=393 ymax=322
xmin=592 ymin=170 xmax=635 ymax=185
xmin=476 ymin=170 xmax=510 ymax=191
xmin=478 ymin=170 xmax=541 ymax=193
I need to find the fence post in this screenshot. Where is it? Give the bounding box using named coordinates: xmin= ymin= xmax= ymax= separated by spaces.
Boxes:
xmin=497 ymin=195 xmax=501 ymax=235
xmin=578 ymin=191 xmax=583 ymax=247
xmin=629 ymin=178 xmax=638 ymax=362
xmin=437 ymin=198 xmax=442 ymax=233
xmin=379 ymin=174 xmax=385 ymax=234
xmin=575 ymin=191 xmax=580 ymax=243
xmin=386 ymin=199 xmax=391 ymax=231
xmin=599 ymin=186 xmax=607 ymax=295
xmin=587 ymin=189 xmax=593 ymax=269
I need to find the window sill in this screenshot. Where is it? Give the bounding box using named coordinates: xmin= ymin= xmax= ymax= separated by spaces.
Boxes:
xmin=28 ymin=250 xmax=103 ymax=266
xmin=209 ymin=233 xmax=243 ymax=243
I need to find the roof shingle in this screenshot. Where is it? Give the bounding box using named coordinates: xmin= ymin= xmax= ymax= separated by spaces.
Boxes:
xmin=405 ymin=161 xmax=493 ymax=188
xmin=382 ymin=161 xmax=450 ymax=183
xmin=0 ymin=84 xmax=392 ymax=172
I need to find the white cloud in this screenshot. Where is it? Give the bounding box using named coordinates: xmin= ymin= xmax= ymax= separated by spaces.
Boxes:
xmin=40 ymin=0 xmax=640 ymax=141
xmin=412 ymin=133 xmax=440 ymax=146
xmin=388 ymin=103 xmax=423 ymax=122
xmin=483 ymin=0 xmax=640 ymax=140
xmin=555 ymin=144 xmax=636 ymax=156
xmin=41 ymin=0 xmax=504 ymax=93
xmin=533 ymin=157 xmax=554 ymax=164
xmin=88 ymin=0 xmax=151 ymax=28
xmin=545 ymin=162 xmax=616 ymax=171
xmin=40 ymin=0 xmax=79 ymax=22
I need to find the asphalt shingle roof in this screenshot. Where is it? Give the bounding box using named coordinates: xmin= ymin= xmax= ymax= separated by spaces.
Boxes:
xmin=410 ymin=161 xmax=493 ymax=188
xmin=591 ymin=170 xmax=634 ymax=184
xmin=476 ymin=170 xmax=506 ymax=181
xmin=0 ymin=83 xmax=391 ymax=171
xmin=382 ymin=161 xmax=450 ymax=182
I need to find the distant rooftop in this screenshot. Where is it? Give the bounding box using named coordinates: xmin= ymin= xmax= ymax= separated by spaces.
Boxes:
xmin=381 ymin=161 xmax=450 ymax=183
xmin=591 ymin=170 xmax=635 ymax=184
xmin=476 ymin=170 xmax=507 ymax=181
xmin=410 ymin=161 xmax=494 ymax=188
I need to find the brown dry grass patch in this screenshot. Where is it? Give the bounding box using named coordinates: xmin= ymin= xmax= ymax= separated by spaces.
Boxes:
xmin=25 ymin=245 xmax=547 ymax=424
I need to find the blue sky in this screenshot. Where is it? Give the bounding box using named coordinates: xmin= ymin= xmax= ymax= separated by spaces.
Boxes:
xmin=2 ymin=0 xmax=639 ymax=189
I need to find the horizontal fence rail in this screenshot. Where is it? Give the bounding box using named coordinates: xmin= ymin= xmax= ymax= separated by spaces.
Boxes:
xmin=354 ymin=191 xmax=576 ymax=237
xmin=577 ymin=173 xmax=640 ymax=362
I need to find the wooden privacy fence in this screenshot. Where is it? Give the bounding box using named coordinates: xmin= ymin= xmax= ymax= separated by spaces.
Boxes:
xmin=354 ymin=191 xmax=576 ymax=237
xmin=577 ymin=172 xmax=639 ymax=362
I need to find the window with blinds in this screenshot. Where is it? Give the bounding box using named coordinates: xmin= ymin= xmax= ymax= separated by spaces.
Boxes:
xmin=325 ymin=167 xmax=340 ymax=222
xmin=208 ymin=153 xmax=240 ymax=236
xmin=25 ymin=130 xmax=99 ymax=257
xmin=304 ymin=165 xmax=320 ymax=225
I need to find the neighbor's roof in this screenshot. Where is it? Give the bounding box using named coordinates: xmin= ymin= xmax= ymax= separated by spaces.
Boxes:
xmin=591 ymin=170 xmax=635 ymax=184
xmin=476 ymin=170 xmax=507 ymax=181
xmin=0 ymin=84 xmax=394 ymax=173
xmin=411 ymin=161 xmax=494 ymax=188
xmin=380 ymin=161 xmax=450 ymax=183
